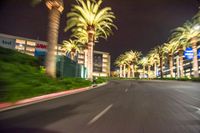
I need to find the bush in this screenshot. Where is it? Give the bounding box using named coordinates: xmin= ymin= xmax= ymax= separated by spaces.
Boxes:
xmin=94 ymin=77 xmax=108 ymax=84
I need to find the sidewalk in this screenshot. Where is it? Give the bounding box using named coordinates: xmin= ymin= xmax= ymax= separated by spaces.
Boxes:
xmin=0 ymin=82 xmax=108 ymax=112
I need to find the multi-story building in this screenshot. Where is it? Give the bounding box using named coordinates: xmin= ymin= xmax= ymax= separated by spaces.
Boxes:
xmin=0 ymin=33 xmax=111 ymax=77
xmin=77 ymin=50 xmax=111 ymax=77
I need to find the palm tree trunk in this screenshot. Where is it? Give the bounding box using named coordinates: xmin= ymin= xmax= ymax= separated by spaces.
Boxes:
xmin=169 ymin=54 xmax=174 ymax=78
xmin=45 ymin=6 xmax=62 ymax=78
xmin=148 ymin=65 xmax=151 ymax=78
xmin=192 ymin=42 xmax=199 ymax=77
xmin=127 ymin=66 xmax=130 ymax=78
xmin=179 ymin=49 xmax=184 ymax=78
xmin=160 ymin=56 xmax=163 ymax=78
xmin=131 ymin=64 xmax=135 ymax=78
xmin=87 ymin=42 xmax=94 ymax=81
xmin=154 ymin=62 xmax=157 ymax=78
xmin=120 ymin=65 xmax=122 ymax=78
xmin=71 ymin=51 xmax=75 ymax=60
xmin=143 ymin=66 xmax=145 ymax=78
xmin=123 ymin=64 xmax=126 ymax=78
xmin=87 ymin=26 xmax=95 ymax=81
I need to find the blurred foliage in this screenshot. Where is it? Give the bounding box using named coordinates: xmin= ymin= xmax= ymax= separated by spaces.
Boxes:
xmin=0 ymin=47 xmax=92 ymax=102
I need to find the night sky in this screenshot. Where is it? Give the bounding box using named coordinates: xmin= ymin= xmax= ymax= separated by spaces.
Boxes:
xmin=0 ymin=0 xmax=199 ymax=69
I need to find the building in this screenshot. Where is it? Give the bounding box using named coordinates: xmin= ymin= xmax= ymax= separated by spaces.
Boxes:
xmin=0 ymin=33 xmax=110 ymax=77
xmin=159 ymin=45 xmax=200 ymax=78
xmin=77 ymin=50 xmax=111 ymax=77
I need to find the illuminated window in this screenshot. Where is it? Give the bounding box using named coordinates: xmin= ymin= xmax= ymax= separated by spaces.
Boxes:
xmin=27 ymin=41 xmax=36 ymax=46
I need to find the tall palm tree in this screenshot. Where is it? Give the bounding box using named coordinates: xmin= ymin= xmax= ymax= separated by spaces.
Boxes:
xmin=170 ymin=21 xmax=200 ymax=77
xmin=62 ymin=39 xmax=84 ymax=61
xmin=65 ymin=0 xmax=117 ymax=81
xmin=124 ymin=50 xmax=142 ymax=78
xmin=146 ymin=54 xmax=154 ymax=78
xmin=139 ymin=57 xmax=148 ymax=78
xmin=150 ymin=45 xmax=165 ymax=78
xmin=33 ymin=0 xmax=64 ymax=78
xmin=148 ymin=49 xmax=160 ymax=78
xmin=115 ymin=55 xmax=125 ymax=78
xmin=163 ymin=41 xmax=178 ymax=78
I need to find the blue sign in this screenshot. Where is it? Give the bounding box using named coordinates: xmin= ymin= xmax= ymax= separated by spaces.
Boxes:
xmin=184 ymin=47 xmax=193 ymax=60
xmin=34 ymin=50 xmax=46 ymax=56
xmin=198 ymin=49 xmax=200 ymax=58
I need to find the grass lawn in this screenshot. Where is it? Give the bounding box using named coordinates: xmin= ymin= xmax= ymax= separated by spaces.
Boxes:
xmin=0 ymin=47 xmax=92 ymax=102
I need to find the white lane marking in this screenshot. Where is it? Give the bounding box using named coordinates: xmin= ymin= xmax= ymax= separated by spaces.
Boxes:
xmin=189 ymin=105 xmax=200 ymax=114
xmin=125 ymin=88 xmax=128 ymax=92
xmin=88 ymin=104 xmax=113 ymax=125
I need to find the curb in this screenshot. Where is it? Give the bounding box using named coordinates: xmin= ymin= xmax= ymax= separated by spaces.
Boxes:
xmin=0 ymin=82 xmax=108 ymax=112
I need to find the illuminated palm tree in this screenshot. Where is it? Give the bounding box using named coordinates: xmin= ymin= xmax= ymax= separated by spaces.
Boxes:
xmin=62 ymin=39 xmax=84 ymax=61
xmin=115 ymin=55 xmax=125 ymax=78
xmin=139 ymin=57 xmax=148 ymax=78
xmin=150 ymin=45 xmax=165 ymax=78
xmin=65 ymin=0 xmax=117 ymax=80
xmin=163 ymin=41 xmax=178 ymax=78
xmin=32 ymin=0 xmax=64 ymax=78
xmin=170 ymin=21 xmax=200 ymax=77
xmin=115 ymin=54 xmax=127 ymax=78
xmin=124 ymin=50 xmax=142 ymax=78
xmin=148 ymin=49 xmax=160 ymax=78
xmin=146 ymin=54 xmax=154 ymax=78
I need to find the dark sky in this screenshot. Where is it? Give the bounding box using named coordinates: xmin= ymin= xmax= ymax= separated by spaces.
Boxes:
xmin=0 ymin=0 xmax=199 ymax=68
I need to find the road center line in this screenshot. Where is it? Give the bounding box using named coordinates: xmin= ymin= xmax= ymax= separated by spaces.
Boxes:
xmin=88 ymin=104 xmax=113 ymax=125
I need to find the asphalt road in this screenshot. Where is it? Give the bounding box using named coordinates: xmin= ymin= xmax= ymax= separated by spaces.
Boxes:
xmin=0 ymin=80 xmax=200 ymax=133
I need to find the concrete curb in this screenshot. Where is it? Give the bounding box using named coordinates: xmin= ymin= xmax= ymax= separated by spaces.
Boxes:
xmin=0 ymin=82 xmax=108 ymax=112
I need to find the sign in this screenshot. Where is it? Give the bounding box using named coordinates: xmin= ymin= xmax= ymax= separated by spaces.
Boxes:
xmin=93 ymin=53 xmax=103 ymax=72
xmin=198 ymin=49 xmax=200 ymax=58
xmin=184 ymin=47 xmax=193 ymax=60
xmin=34 ymin=43 xmax=47 ymax=57
xmin=0 ymin=36 xmax=16 ymax=49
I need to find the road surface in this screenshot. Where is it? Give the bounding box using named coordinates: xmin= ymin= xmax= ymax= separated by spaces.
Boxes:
xmin=0 ymin=80 xmax=200 ymax=133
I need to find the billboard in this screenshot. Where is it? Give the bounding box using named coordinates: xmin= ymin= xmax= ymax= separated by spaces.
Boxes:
xmin=0 ymin=36 xmax=16 ymax=49
xmin=184 ymin=47 xmax=193 ymax=60
xmin=34 ymin=43 xmax=47 ymax=57
xmin=184 ymin=47 xmax=200 ymax=60
xmin=93 ymin=53 xmax=103 ymax=72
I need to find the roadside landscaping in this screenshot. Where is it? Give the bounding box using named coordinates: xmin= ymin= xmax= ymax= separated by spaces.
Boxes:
xmin=0 ymin=47 xmax=92 ymax=102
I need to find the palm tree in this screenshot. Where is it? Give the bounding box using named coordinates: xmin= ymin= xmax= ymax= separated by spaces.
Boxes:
xmin=65 ymin=0 xmax=117 ymax=81
xmin=33 ymin=0 xmax=64 ymax=78
xmin=62 ymin=39 xmax=84 ymax=61
xmin=115 ymin=55 xmax=125 ymax=78
xmin=170 ymin=21 xmax=200 ymax=77
xmin=163 ymin=41 xmax=178 ymax=78
xmin=124 ymin=50 xmax=142 ymax=78
xmin=146 ymin=54 xmax=154 ymax=78
xmin=148 ymin=49 xmax=160 ymax=78
xmin=139 ymin=57 xmax=148 ymax=78
xmin=150 ymin=45 xmax=165 ymax=78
